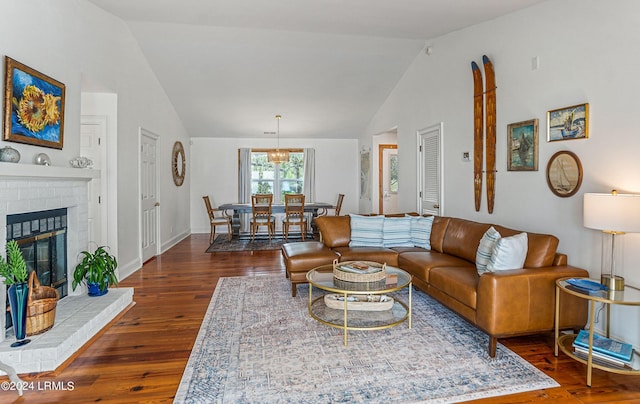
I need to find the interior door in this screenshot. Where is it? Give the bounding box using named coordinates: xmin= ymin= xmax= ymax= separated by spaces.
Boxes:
xmin=140 ymin=129 xmax=159 ymax=262
xmin=80 ymin=116 xmax=107 ymax=246
xmin=417 ymin=124 xmax=443 ymax=215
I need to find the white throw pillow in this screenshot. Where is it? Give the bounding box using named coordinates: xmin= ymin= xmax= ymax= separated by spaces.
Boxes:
xmin=476 ymin=226 xmax=501 ymax=275
xmin=349 ymin=214 xmax=384 ymax=247
xmin=382 ymin=217 xmax=414 ymax=247
xmin=486 ymin=232 xmax=528 ymax=271
xmin=409 ymin=215 xmax=434 ymax=250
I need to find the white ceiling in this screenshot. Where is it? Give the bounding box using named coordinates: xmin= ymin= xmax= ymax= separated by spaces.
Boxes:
xmin=86 ymin=0 xmax=547 ymax=139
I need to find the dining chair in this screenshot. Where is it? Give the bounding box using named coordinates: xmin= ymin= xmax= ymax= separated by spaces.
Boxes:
xmin=203 ymin=196 xmax=232 ymax=243
xmin=251 ymin=194 xmax=275 ymax=241
xmin=282 ymin=193 xmax=307 ymax=241
xmin=319 ymin=193 xmax=345 ymax=216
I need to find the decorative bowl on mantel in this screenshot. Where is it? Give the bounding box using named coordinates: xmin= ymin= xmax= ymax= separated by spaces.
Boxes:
xmin=69 ymin=156 xmax=93 ymax=168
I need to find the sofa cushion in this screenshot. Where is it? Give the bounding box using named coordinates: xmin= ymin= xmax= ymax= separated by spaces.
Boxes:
xmin=487 ymin=232 xmax=528 ymax=271
xmin=409 ymin=215 xmax=434 ymax=249
xmin=429 ymin=266 xmax=479 ymax=310
xmin=281 ymin=241 xmax=339 ymax=274
xmin=398 ymin=251 xmax=473 ymax=284
xmin=315 ymin=215 xmax=351 ymax=248
xmin=333 ymin=246 xmax=399 ymax=267
xmin=442 ymin=218 xmax=491 ymax=263
xmin=382 ymin=217 xmax=414 ymax=247
xmin=429 ymin=216 xmax=450 ymax=253
xmin=349 ymin=214 xmax=384 ymax=247
xmin=476 ymin=226 xmax=501 ymax=274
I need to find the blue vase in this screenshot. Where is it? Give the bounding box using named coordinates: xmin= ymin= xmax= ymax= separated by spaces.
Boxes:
xmin=87 ymin=282 xmax=108 ymax=297
xmin=8 ymin=282 xmax=30 ymax=347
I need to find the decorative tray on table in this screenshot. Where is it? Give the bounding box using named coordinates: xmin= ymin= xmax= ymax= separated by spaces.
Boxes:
xmin=332 ymin=259 xmax=386 ymax=283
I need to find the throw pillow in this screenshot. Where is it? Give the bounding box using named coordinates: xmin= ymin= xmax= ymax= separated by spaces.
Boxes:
xmin=349 ymin=214 xmax=385 ymax=247
xmin=409 ymin=215 xmax=434 ymax=250
xmin=486 ymin=232 xmax=528 ymax=271
xmin=382 ymin=217 xmax=414 ymax=247
xmin=476 ymin=226 xmax=501 ymax=275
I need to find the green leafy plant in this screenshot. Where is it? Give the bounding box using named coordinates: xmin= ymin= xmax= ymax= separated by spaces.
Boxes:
xmin=0 ymin=240 xmax=28 ymax=285
xmin=72 ymin=245 xmax=118 ymax=293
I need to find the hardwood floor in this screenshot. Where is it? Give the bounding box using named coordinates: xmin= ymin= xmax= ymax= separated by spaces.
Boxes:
xmin=2 ymin=234 xmax=639 ymax=403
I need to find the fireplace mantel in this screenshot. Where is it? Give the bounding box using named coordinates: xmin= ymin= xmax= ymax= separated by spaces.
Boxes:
xmin=0 ymin=162 xmax=100 ymax=180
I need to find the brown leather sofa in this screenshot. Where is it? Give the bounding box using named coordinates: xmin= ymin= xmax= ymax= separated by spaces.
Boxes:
xmin=282 ymin=214 xmax=588 ymax=357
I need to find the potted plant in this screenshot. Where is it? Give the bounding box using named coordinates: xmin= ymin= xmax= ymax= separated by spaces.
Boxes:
xmin=72 ymin=245 xmax=118 ymax=296
xmin=0 ymin=240 xmax=30 ymax=346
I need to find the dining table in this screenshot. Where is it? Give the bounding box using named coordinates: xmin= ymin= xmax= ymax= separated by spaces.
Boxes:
xmin=218 ymin=201 xmax=335 ymax=238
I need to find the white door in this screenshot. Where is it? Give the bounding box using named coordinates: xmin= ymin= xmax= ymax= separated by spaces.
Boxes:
xmin=80 ymin=116 xmax=108 ymax=246
xmin=140 ymin=129 xmax=159 ymax=262
xmin=417 ymin=124 xmax=443 ymax=215
xmin=379 ymin=144 xmax=398 ymax=214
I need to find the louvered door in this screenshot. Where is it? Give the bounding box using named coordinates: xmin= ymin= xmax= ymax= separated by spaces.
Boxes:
xmin=417 ymin=124 xmax=442 ymax=216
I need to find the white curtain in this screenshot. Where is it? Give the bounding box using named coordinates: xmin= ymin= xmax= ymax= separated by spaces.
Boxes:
xmin=238 ymin=148 xmax=252 ymax=232
xmin=303 ymin=148 xmax=316 ymax=202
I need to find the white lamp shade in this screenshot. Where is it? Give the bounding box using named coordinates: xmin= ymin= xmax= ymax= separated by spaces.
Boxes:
xmin=584 ymin=193 xmax=640 ymax=233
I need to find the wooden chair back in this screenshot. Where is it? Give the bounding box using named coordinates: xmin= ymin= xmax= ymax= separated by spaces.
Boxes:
xmin=334 ymin=193 xmax=345 ymax=216
xmin=284 ymin=194 xmax=305 ymax=220
xmin=251 ymin=194 xmax=273 ymax=221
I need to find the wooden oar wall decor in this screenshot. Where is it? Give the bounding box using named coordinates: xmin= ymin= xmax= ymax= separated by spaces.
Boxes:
xmin=470 ymin=55 xmax=497 ymax=213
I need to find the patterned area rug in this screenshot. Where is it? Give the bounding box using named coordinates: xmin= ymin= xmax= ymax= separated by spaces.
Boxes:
xmin=205 ymin=234 xmax=309 ymax=252
xmin=174 ymin=275 xmax=558 ymax=403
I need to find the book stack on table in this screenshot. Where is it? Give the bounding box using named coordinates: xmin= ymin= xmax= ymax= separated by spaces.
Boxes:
xmin=572 ymin=329 xmax=635 ymax=370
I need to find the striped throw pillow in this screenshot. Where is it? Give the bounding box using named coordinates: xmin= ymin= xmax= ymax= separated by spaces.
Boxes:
xmin=410 ymin=215 xmax=434 ymax=250
xmin=382 ymin=217 xmax=413 ymax=247
xmin=349 ymin=214 xmax=385 ymax=247
xmin=476 ymin=226 xmax=501 ymax=275
xmin=487 ymin=232 xmax=528 ymax=271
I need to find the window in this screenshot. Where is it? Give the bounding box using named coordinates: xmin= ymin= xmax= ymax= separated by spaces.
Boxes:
xmin=251 ymin=151 xmax=304 ymax=203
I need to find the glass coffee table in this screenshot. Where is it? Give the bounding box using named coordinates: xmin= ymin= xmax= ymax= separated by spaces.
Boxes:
xmin=306 ymin=263 xmax=412 ymax=345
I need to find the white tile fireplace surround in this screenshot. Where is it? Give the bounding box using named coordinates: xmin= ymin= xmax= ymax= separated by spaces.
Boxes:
xmin=0 ymin=163 xmax=133 ymax=374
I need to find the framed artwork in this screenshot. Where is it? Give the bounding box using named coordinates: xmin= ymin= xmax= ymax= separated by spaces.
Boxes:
xmin=360 ymin=150 xmax=371 ymax=200
xmin=547 ymin=103 xmax=588 ymax=142
xmin=507 ymin=119 xmax=538 ymax=171
xmin=546 ymin=150 xmax=583 ymax=197
xmin=3 ymin=56 xmax=65 ymax=149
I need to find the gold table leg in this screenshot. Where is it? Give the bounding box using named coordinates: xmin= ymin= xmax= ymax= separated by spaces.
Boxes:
xmin=587 ymin=300 xmax=596 ymax=387
xmin=554 ymin=284 xmax=560 ymax=357
xmin=409 ymin=282 xmax=412 ymax=329
xmin=343 ymin=291 xmax=348 ymax=346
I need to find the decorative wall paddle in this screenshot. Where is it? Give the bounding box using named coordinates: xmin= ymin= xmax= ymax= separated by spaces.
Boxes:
xmin=483 ymin=55 xmax=497 ymax=214
xmin=471 ymin=61 xmax=484 ymax=212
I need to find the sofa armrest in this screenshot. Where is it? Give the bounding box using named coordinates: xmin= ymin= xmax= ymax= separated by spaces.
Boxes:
xmin=476 ymin=265 xmax=588 ymax=336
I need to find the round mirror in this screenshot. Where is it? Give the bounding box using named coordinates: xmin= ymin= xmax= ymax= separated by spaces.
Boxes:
xmin=172 ymin=141 xmax=186 ymax=186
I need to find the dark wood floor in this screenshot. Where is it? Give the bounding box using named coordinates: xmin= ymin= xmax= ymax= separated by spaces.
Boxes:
xmin=2 ymin=234 xmax=639 ymax=403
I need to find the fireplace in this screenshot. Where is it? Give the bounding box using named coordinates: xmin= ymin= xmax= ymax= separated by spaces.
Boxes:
xmin=5 ymin=208 xmax=69 ymax=330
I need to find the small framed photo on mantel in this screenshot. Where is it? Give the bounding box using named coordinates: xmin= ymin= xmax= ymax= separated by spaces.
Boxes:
xmin=547 ymin=103 xmax=589 ymax=142
xmin=507 ymin=119 xmax=538 ymax=171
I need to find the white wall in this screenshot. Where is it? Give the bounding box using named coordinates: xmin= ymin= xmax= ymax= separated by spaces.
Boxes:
xmin=366 ymin=0 xmax=640 ymax=347
xmin=0 ymin=1 xmax=190 ymax=276
xmin=190 ymin=137 xmax=358 ymax=234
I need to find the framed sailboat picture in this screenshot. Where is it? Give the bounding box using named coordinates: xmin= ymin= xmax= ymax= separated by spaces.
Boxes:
xmin=546 ymin=150 xmax=583 ymax=197
xmin=547 ymin=103 xmax=588 ymax=142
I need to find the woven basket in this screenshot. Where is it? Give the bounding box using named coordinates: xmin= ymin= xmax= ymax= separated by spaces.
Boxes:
xmin=26 ymin=271 xmax=59 ymax=336
xmin=333 ymin=259 xmax=386 ymax=283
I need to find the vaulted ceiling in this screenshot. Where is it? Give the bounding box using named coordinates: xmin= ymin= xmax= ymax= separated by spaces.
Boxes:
xmin=86 ymin=0 xmax=547 ymax=139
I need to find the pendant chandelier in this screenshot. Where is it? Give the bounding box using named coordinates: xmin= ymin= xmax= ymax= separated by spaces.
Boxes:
xmin=267 ymin=114 xmax=290 ymax=164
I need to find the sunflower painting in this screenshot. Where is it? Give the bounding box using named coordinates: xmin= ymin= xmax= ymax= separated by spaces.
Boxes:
xmin=3 ymin=56 xmax=65 ymax=149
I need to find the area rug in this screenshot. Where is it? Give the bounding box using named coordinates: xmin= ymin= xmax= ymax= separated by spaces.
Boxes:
xmin=205 ymin=234 xmax=302 ymax=252
xmin=174 ymin=275 xmax=558 ymax=403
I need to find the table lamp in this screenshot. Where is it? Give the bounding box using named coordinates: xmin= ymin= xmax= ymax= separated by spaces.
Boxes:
xmin=583 ymin=191 xmax=640 ymax=290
